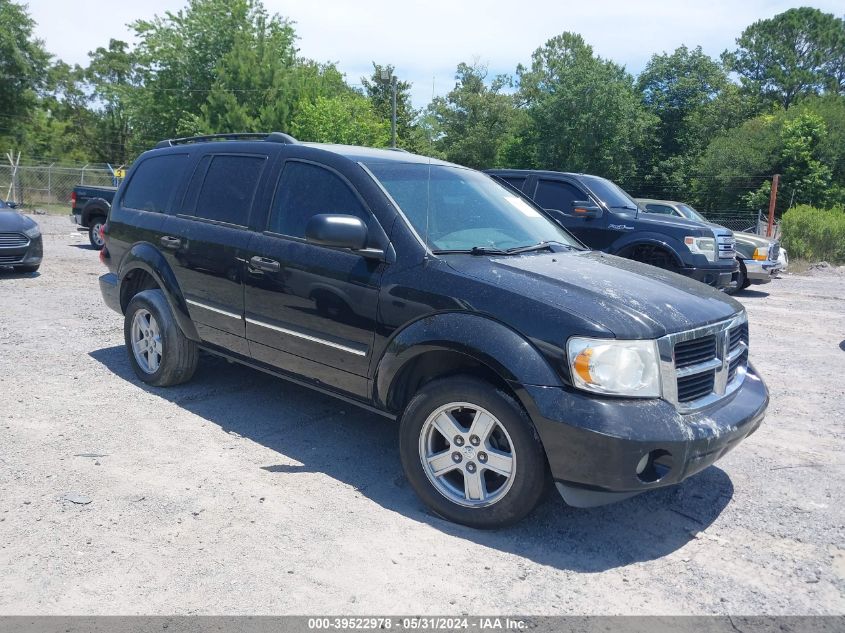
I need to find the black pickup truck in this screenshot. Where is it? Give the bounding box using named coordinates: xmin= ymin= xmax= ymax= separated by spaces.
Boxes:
xmin=487 ymin=170 xmax=738 ymax=289
xmin=99 ymin=133 xmax=768 ymax=528
xmin=70 ymin=185 xmax=116 ymax=249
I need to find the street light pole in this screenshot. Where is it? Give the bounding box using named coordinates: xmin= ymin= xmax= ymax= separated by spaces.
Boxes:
xmin=391 ymin=75 xmax=397 ymax=148
xmin=380 ymin=68 xmax=398 ymax=148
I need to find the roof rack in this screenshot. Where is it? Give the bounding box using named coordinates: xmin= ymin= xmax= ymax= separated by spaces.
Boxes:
xmin=154 ymin=132 xmax=298 ymax=149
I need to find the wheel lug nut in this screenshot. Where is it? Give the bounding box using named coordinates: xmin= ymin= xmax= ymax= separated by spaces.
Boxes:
xmin=452 ymin=452 xmax=462 ymax=463
xmin=466 ymin=462 xmax=476 ymax=473
xmin=478 ymin=452 xmax=487 ymax=463
xmin=470 ymin=435 xmax=480 ymax=446
xmin=453 ymin=436 xmax=464 ymax=447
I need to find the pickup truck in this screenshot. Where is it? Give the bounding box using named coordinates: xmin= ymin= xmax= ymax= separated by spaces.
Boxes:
xmin=70 ymin=185 xmax=116 ymax=249
xmin=487 ymin=170 xmax=738 ymax=289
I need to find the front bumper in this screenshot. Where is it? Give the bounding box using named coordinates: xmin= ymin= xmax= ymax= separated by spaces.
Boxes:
xmin=99 ymin=272 xmax=122 ymax=314
xmin=745 ymin=260 xmax=782 ymax=285
xmin=518 ymin=362 xmax=768 ymax=506
xmin=680 ymin=262 xmax=737 ymax=289
xmin=0 ymin=235 xmax=43 ymax=267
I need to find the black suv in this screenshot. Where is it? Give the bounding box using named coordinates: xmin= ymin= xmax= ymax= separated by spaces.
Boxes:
xmin=99 ymin=133 xmax=768 ymax=528
xmin=487 ymin=170 xmax=738 ymax=289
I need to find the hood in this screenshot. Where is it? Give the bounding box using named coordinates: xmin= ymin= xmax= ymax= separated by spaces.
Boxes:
xmin=635 ymin=211 xmax=730 ymax=236
xmin=0 ymin=210 xmax=37 ymax=233
xmin=734 ymin=232 xmax=773 ymax=248
xmin=444 ymin=250 xmax=743 ymax=339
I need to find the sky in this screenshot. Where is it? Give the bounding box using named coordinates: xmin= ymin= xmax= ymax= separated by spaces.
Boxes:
xmin=28 ymin=0 xmax=845 ymax=108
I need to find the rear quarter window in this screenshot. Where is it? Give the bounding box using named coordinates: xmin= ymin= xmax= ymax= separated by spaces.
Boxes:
xmin=121 ymin=154 xmax=189 ymax=213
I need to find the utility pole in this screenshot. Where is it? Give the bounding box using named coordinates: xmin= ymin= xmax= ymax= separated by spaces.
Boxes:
xmin=766 ymin=174 xmax=780 ymax=238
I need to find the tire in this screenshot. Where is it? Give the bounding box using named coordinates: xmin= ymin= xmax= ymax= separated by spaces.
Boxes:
xmin=88 ymin=217 xmax=106 ymax=249
xmin=627 ymin=244 xmax=679 ymax=274
xmin=124 ymin=289 xmax=198 ymax=387
xmin=13 ymin=264 xmax=39 ymax=273
xmin=726 ymin=261 xmax=747 ymax=295
xmin=399 ymin=375 xmax=547 ymax=528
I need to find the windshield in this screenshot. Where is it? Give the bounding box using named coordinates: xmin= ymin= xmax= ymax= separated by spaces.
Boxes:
xmin=366 ymin=162 xmax=580 ymax=252
xmin=677 ymin=203 xmax=707 ymax=223
xmin=580 ymin=175 xmax=638 ymax=211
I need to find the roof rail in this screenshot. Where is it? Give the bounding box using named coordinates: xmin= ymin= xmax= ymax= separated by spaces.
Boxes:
xmin=154 ymin=132 xmax=298 ymax=149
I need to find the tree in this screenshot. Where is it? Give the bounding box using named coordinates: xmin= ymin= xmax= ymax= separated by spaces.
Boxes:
xmin=84 ymin=40 xmax=138 ymax=164
xmin=723 ymin=7 xmax=845 ymax=108
xmin=290 ymin=93 xmax=389 ymax=146
xmin=361 ymin=63 xmax=420 ymax=150
xmin=516 ymin=33 xmax=655 ymax=184
xmin=0 ymin=0 xmax=50 ymax=144
xmin=427 ymin=62 xmax=517 ymax=169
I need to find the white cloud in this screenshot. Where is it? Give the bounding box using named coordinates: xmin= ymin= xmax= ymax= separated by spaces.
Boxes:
xmin=29 ymin=0 xmax=845 ymax=108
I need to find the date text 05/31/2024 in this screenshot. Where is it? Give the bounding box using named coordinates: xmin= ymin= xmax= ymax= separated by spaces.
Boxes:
xmin=307 ymin=617 xmax=528 ymax=630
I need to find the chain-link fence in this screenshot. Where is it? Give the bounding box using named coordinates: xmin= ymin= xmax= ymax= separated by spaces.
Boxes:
xmin=700 ymin=210 xmax=781 ymax=239
xmin=0 ymin=161 xmax=119 ymax=209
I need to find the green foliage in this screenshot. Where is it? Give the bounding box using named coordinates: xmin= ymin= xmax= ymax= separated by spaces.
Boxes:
xmin=724 ymin=7 xmax=845 ymax=108
xmin=516 ymin=32 xmax=655 ymax=184
xmin=0 ymin=0 xmax=50 ymax=145
xmin=290 ymin=93 xmax=389 ymax=146
xmin=361 ymin=63 xmax=422 ymax=150
xmin=427 ymin=62 xmax=517 ymax=169
xmin=780 ymin=204 xmax=845 ymax=262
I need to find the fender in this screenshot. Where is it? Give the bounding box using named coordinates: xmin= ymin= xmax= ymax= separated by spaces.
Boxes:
xmin=374 ymin=312 xmax=563 ymax=412
xmin=81 ymin=198 xmax=111 ymax=226
xmin=608 ymin=231 xmax=687 ymax=267
xmin=117 ymin=242 xmax=201 ymax=342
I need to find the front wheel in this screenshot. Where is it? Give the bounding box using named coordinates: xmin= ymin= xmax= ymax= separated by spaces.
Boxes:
xmin=726 ymin=261 xmax=747 ymax=295
xmin=124 ymin=289 xmax=198 ymax=386
xmin=88 ymin=217 xmax=105 ymax=249
xmin=399 ymin=376 xmax=547 ymax=528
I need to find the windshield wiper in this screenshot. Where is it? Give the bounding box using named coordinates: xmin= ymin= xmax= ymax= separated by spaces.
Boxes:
xmin=609 ymin=205 xmax=638 ymax=211
xmin=506 ymin=241 xmax=573 ymax=254
xmin=431 ymin=246 xmax=510 ymax=256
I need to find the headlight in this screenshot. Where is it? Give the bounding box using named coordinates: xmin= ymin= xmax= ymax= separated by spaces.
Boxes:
xmin=684 ymin=236 xmax=716 ymax=262
xmin=567 ymin=337 xmax=661 ymax=398
xmin=23 ymin=225 xmax=41 ymax=239
xmin=752 ymin=247 xmax=769 ymax=261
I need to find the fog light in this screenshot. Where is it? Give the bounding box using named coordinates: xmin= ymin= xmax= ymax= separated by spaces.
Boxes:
xmin=636 ymin=453 xmax=650 ymax=475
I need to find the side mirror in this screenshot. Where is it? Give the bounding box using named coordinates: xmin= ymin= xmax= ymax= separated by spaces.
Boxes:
xmin=570 ymin=201 xmax=603 ymax=218
xmin=7 ymin=201 xmax=19 ymax=209
xmin=305 ymin=214 xmax=369 ymax=251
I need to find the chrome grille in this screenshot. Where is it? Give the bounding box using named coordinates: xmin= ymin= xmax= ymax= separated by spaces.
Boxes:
xmin=716 ymin=232 xmax=736 ymax=259
xmin=658 ymin=313 xmax=749 ymax=412
xmin=0 ymin=233 xmax=28 ymax=248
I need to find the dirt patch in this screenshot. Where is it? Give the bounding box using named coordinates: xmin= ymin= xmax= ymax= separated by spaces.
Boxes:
xmin=1 ymin=214 xmax=843 ymax=614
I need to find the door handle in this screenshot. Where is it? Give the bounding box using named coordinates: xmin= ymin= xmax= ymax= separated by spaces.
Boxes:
xmin=160 ymin=236 xmax=182 ymax=249
xmin=249 ymin=256 xmax=281 ymax=273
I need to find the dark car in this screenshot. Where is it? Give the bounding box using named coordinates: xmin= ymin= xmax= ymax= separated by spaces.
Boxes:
xmin=486 ymin=170 xmax=739 ymax=290
xmin=0 ymin=200 xmax=43 ymax=273
xmin=99 ymin=133 xmax=768 ymax=528
xmin=70 ymin=185 xmax=116 ymax=249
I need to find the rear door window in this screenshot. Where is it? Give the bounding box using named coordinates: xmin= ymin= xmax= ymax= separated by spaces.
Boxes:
xmin=533 ymin=179 xmax=584 ymax=213
xmin=122 ymin=154 xmax=189 ymax=213
xmin=193 ymin=154 xmax=267 ymax=226
xmin=268 ymin=161 xmax=368 ymax=238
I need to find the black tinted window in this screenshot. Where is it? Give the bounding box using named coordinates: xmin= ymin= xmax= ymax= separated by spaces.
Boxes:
xmin=268 ymin=161 xmax=366 ymax=237
xmin=194 ymin=155 xmax=267 ymax=225
xmin=534 ymin=180 xmax=583 ymax=212
xmin=122 ymin=154 xmax=189 ymax=213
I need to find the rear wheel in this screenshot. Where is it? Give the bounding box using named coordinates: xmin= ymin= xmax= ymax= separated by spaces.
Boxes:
xmin=88 ymin=217 xmax=105 ymax=249
xmin=399 ymin=376 xmax=547 ymax=528
xmin=124 ymin=289 xmax=198 ymax=386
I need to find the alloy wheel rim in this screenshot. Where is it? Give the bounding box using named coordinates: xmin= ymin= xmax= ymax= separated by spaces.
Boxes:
xmin=418 ymin=402 xmax=516 ymax=508
xmin=92 ymin=222 xmax=104 ymax=246
xmin=130 ymin=308 xmax=162 ymax=374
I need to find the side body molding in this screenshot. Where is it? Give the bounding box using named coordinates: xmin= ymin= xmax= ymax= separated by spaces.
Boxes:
xmin=374 ymin=312 xmax=563 ymax=412
xmin=117 ymin=242 xmax=201 ymax=342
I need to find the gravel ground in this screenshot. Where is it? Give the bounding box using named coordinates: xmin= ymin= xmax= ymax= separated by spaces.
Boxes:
xmin=1 ymin=214 xmax=843 ymax=615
